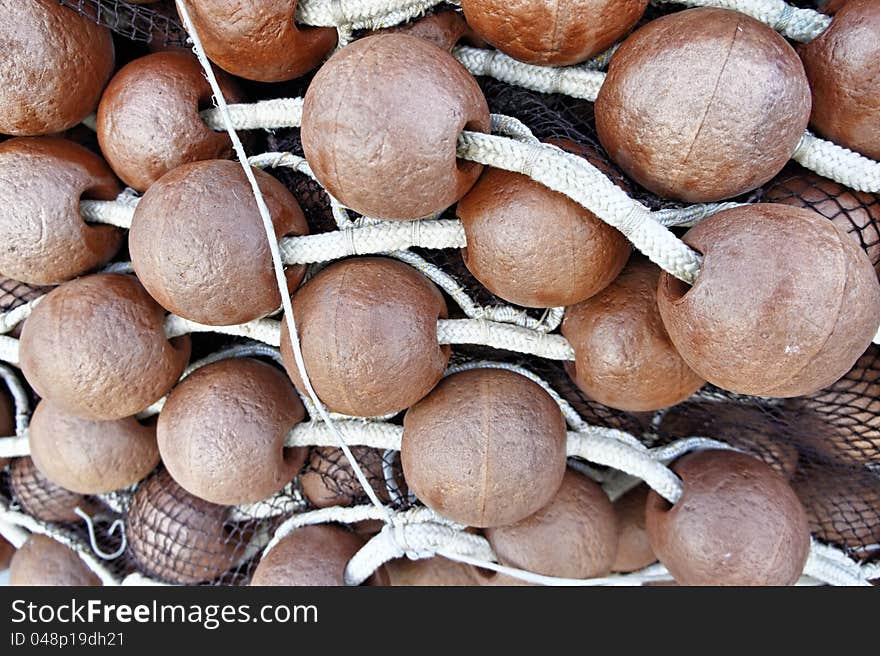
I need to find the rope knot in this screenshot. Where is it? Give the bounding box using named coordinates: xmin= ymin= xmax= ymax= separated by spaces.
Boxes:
xmin=389 ymin=518 xmax=454 ymax=560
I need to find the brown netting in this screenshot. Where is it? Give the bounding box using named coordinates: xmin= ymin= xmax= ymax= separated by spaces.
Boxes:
xmin=7 ymin=0 xmax=877 ymax=582
xmin=124 ymin=468 xmax=301 ymax=585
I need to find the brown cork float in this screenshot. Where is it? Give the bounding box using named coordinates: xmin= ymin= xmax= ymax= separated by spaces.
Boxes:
xmin=302 ymin=34 xmax=490 ymax=220
xmin=563 ymin=257 xmax=705 ymax=412
xmin=9 ymin=535 xmax=101 ymax=586
xmin=611 ymin=486 xmax=656 ymax=574
xmin=251 ymin=525 xmax=386 ymax=586
xmin=485 ymin=469 xmax=619 ymax=579
xmin=29 ymin=400 xmax=160 ymax=495
xmin=130 ymin=160 xmax=309 ymax=326
xmin=281 ymin=257 xmax=450 ymax=417
xmin=0 ymin=0 xmax=114 ymax=135
xmin=374 ymin=9 xmax=485 ymax=52
xmin=0 ymin=536 xmax=13 ymax=571
xmin=97 ymin=52 xmax=245 ymax=191
xmin=401 ymin=368 xmax=567 ymax=528
xmin=646 ymin=449 xmax=810 ymax=586
xmin=457 ymin=140 xmax=631 ymax=308
xmin=462 ymin=0 xmax=648 ymax=66
xmin=0 ymin=138 xmax=122 ymax=285
xmin=596 ymin=8 xmax=811 ymax=202
xmin=158 ymin=358 xmax=307 ymax=506
xmin=799 ymin=0 xmax=880 ymax=161
xmin=175 ymin=0 xmax=337 ymax=82
xmin=657 ymin=204 xmax=880 ymax=397
xmin=385 ymin=556 xmax=481 ymax=586
xmin=20 ymin=273 xmax=191 ymax=421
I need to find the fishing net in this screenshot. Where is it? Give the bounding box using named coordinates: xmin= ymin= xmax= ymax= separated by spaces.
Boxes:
xmin=0 ymin=0 xmax=877 ymax=586
xmin=58 ymin=0 xmax=188 ymax=48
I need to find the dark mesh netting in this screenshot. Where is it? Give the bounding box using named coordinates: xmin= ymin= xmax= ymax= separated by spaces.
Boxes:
xmin=3 ymin=0 xmax=877 ymax=584
xmin=301 ymin=447 xmax=409 ymax=510
xmin=0 ymin=278 xmax=50 ymax=315
xmin=59 ymin=0 xmax=188 ymax=48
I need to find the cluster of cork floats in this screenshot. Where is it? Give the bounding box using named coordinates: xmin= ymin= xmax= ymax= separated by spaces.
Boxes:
xmin=0 ymin=0 xmax=879 ymax=588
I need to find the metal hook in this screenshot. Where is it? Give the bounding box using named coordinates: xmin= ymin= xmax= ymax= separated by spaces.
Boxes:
xmin=74 ymin=507 xmax=127 ymax=560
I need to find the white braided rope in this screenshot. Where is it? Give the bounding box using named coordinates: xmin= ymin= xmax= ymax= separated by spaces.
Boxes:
xmin=248 ymin=150 xmax=312 ymax=175
xmin=0 ymin=296 xmax=42 ymax=334
xmin=161 ymin=313 xmax=577 ymax=363
xmin=162 ymin=314 xmax=282 ymax=346
xmin=0 ymin=435 xmax=28 ymax=458
xmin=296 ymin=0 xmax=444 ymax=29
xmin=792 ymin=132 xmax=880 ymax=194
xmin=264 ymin=504 xmax=389 ymax=556
xmin=436 ymin=318 xmax=575 ymax=360
xmin=453 ymin=46 xmax=606 ymax=102
xmin=584 ymin=44 xmax=619 ymax=70
xmin=0 ymin=504 xmax=119 ymax=586
xmin=79 ymin=199 xmax=136 ymax=229
xmin=343 ymin=502 xmax=669 ymax=587
xmin=802 ymin=539 xmax=875 ymax=586
xmin=650 ymin=436 xmax=740 ymax=464
xmin=0 ymin=363 xmax=31 ymax=439
xmin=286 ymin=420 xmax=403 ymax=451
xmin=653 ymin=201 xmax=746 ymax=228
xmin=490 ymin=113 xmax=540 ymax=143
xmin=97 ymin=487 xmax=135 ymax=516
xmin=345 ymin=512 xmax=494 ymax=585
xmin=297 ymin=393 xmax=399 ymax=423
xmin=279 ymin=219 xmax=466 ymax=264
xmin=457 ymin=129 xmax=704 ymax=284
xmin=0 ymin=335 xmax=19 ymax=365
xmin=228 ymin=483 xmax=306 ymax=522
xmin=0 ymin=511 xmax=29 ymax=549
xmin=340 ymin=502 xmax=877 ymax=586
xmin=446 ymin=553 xmax=675 ymax=586
xmin=200 ymin=98 xmax=303 ymax=131
xmin=121 ymin=572 xmax=169 ymax=586
xmin=566 ymin=430 xmax=684 ymax=504
xmin=651 ymin=0 xmax=831 ymax=41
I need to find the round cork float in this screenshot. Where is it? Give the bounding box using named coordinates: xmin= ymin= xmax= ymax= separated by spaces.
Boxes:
xmin=401 ymin=367 xmax=567 ymax=528
xmin=595 ymin=8 xmax=811 ymax=202
xmin=19 ymin=273 xmax=191 ymax=420
xmin=657 ymin=204 xmax=880 ymax=397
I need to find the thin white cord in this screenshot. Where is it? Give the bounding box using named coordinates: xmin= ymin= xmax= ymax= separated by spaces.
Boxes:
xmin=177 ymin=1 xmax=391 ymax=523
